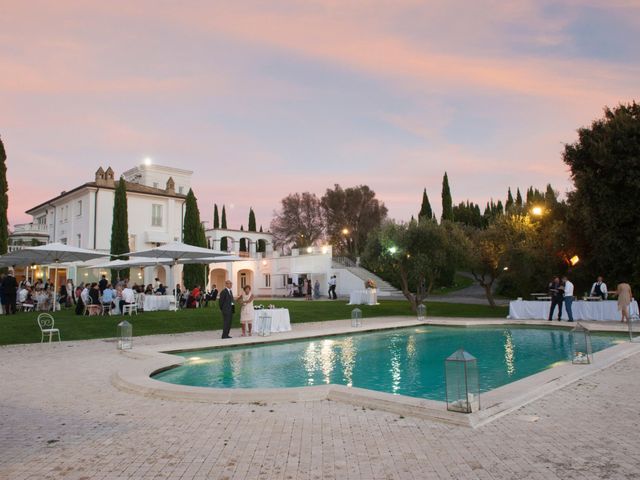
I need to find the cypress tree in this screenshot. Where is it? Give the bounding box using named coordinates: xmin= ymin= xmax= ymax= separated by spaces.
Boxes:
xmin=220 ymin=205 xmax=228 ymax=251
xmin=239 ymin=225 xmax=247 ymax=252
xmin=110 ymin=177 xmax=129 ymax=282
xmin=259 ymin=225 xmax=263 ymax=233
xmin=182 ymin=189 xmax=207 ymax=289
xmin=213 ymin=204 xmax=220 ymax=229
xmin=248 ymin=208 xmax=257 ymax=232
xmin=0 ymin=136 xmax=8 ymax=256
xmin=418 ymin=188 xmax=433 ymax=222
xmin=505 ymin=188 xmax=514 ymax=212
xmin=515 ymin=188 xmax=523 ymax=208
xmin=440 ymin=172 xmax=453 ymax=222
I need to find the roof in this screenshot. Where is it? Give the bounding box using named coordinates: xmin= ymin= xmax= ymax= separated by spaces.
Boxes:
xmin=26 ymin=180 xmax=187 ymax=214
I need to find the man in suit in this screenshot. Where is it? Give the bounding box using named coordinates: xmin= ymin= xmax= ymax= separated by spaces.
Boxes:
xmin=98 ymin=274 xmax=108 ymax=294
xmin=218 ymin=280 xmax=235 ymax=338
xmin=2 ymin=269 xmax=18 ymax=314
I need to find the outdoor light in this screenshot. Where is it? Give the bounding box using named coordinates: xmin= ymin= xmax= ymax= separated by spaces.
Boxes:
xmin=570 ymin=255 xmax=580 ymax=266
xmin=306 ymin=247 xmax=313 ymax=253
xmin=531 ymin=206 xmax=543 ymax=216
xmin=321 ymin=245 xmax=329 ymax=254
xmin=503 ymin=266 xmax=509 ymax=271
xmin=342 ymin=228 xmax=349 ymax=235
xmin=445 ymin=349 xmax=480 ymax=413
xmin=262 ymin=260 xmax=267 ymax=266
xmin=388 ymin=246 xmax=397 ymax=254
xmin=144 ymin=157 xmax=152 ymax=166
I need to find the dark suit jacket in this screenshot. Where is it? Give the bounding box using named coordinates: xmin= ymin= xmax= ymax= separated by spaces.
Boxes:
xmin=218 ymin=288 xmax=235 ymax=314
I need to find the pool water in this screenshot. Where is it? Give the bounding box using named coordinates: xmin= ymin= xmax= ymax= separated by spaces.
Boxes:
xmin=152 ymin=326 xmax=625 ymax=401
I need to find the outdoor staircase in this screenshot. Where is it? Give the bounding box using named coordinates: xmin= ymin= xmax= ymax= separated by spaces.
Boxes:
xmin=332 ymin=257 xmax=403 ymax=297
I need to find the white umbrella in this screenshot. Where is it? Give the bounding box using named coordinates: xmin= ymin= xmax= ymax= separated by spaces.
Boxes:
xmin=0 ymin=243 xmax=107 ymax=310
xmin=125 ymin=242 xmax=236 ymax=290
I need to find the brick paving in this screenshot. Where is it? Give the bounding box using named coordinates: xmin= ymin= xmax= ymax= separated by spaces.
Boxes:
xmin=1 ymin=326 xmax=640 ymax=480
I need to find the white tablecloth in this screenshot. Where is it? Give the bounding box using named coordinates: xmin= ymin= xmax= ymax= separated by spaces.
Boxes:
xmin=143 ymin=295 xmax=176 ymax=312
xmin=348 ymin=289 xmax=378 ymax=305
xmin=253 ymin=309 xmax=291 ymax=332
xmin=508 ymin=300 xmax=639 ymax=321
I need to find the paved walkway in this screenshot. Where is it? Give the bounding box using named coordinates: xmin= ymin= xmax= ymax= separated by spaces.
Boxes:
xmin=1 ymin=320 xmax=639 ymax=480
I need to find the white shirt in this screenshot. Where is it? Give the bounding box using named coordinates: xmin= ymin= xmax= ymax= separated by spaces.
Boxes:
xmin=563 ymin=280 xmax=574 ymax=297
xmin=122 ymin=288 xmax=135 ymax=303
xmin=18 ymin=288 xmax=28 ymax=303
xmin=81 ymin=288 xmax=90 ymax=304
xmin=590 ymin=281 xmax=608 ymax=298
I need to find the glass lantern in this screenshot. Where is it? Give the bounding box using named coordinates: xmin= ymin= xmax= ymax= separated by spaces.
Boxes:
xmin=117 ymin=320 xmax=132 ymax=350
xmin=258 ymin=310 xmax=271 ymax=337
xmin=351 ymin=308 xmax=362 ymax=327
xmin=445 ymin=349 xmax=480 ymax=413
xmin=417 ymin=303 xmax=426 ymax=321
xmin=571 ymin=322 xmax=593 ymax=364
xmin=629 ymin=312 xmax=640 ymax=343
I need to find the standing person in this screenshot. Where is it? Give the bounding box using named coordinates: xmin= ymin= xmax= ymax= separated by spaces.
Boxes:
xmin=548 ymin=276 xmax=564 ymax=321
xmin=328 ymin=275 xmax=337 ymax=300
xmin=305 ymin=278 xmax=312 ymax=300
xmin=2 ymin=269 xmax=18 ymax=315
xmin=238 ymin=285 xmax=254 ymax=336
xmin=67 ymin=279 xmax=75 ymax=306
xmin=218 ymin=280 xmax=235 ymax=339
xmin=562 ymin=275 xmax=574 ymax=322
xmin=616 ymin=282 xmax=633 ymax=323
xmin=0 ymin=273 xmax=5 ymax=314
xmin=590 ymin=276 xmax=608 ymax=300
xmin=314 ymin=280 xmax=321 ymax=299
xmin=98 ymin=274 xmax=108 ymax=294
xmin=210 ymin=284 xmax=218 ymax=301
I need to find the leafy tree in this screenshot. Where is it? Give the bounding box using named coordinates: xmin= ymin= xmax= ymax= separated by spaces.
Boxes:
xmin=418 ymin=188 xmax=433 ymax=222
xmin=515 ymin=188 xmax=523 ymax=208
xmin=0 ymin=136 xmax=8 ymax=256
xmin=564 ymin=101 xmax=640 ymax=288
xmin=213 ymin=204 xmax=220 ymax=229
xmin=110 ymin=178 xmax=129 ymax=282
xmin=361 ymin=220 xmax=469 ymax=311
xmin=321 ymin=184 xmax=387 ymax=257
xmin=270 ymin=192 xmax=324 ymax=251
xmin=220 ymin=205 xmax=228 ymax=251
xmin=248 ymin=208 xmax=256 ymax=232
xmin=182 ymin=189 xmax=207 ymax=289
xmin=453 ymin=200 xmax=483 ymax=228
xmin=440 ymin=173 xmax=453 ymax=222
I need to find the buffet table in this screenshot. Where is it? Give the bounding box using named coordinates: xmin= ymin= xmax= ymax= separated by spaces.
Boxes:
xmin=143 ymin=295 xmax=176 ymax=312
xmin=348 ymin=289 xmax=378 ymax=305
xmin=253 ymin=308 xmax=292 ymax=333
xmin=508 ymin=299 xmax=639 ymax=321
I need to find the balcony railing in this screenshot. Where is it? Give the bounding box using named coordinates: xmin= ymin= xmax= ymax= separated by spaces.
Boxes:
xmin=12 ymin=223 xmax=49 ymax=234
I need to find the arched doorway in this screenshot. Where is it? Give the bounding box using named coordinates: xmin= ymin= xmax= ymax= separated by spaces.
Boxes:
xmin=153 ymin=266 xmax=167 ymax=286
xmin=237 ymin=269 xmax=254 ymax=291
xmin=220 ymin=236 xmax=234 ymax=252
xmin=209 ymin=268 xmax=227 ymax=291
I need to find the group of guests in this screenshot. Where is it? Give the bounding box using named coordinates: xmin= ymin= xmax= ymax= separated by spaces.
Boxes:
xmin=286 ymin=279 xmax=324 ymax=300
xmin=548 ymin=275 xmax=634 ymax=323
xmin=0 ymin=270 xmax=67 ymax=314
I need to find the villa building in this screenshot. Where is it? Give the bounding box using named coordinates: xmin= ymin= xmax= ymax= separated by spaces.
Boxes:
xmin=10 ymin=163 xmax=398 ymax=297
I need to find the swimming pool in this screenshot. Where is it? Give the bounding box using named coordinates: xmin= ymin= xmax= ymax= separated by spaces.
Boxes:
xmin=152 ymin=326 xmax=625 ymax=401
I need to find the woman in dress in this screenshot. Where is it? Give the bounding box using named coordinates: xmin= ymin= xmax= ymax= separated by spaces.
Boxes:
xmin=616 ymin=282 xmax=633 ymax=323
xmin=237 ymin=285 xmax=254 ymax=336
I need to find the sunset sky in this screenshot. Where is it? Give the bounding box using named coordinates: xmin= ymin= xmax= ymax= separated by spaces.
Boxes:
xmin=1 ymin=1 xmax=638 ymax=229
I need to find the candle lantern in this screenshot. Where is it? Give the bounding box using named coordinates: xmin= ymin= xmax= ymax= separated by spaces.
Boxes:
xmin=258 ymin=310 xmax=272 ymax=337
xmin=117 ymin=320 xmax=132 ymax=350
xmin=351 ymin=308 xmax=362 ymax=327
xmin=571 ymin=322 xmax=593 ymax=364
xmin=445 ymin=349 xmax=480 ymax=413
xmin=417 ymin=303 xmax=426 ymax=321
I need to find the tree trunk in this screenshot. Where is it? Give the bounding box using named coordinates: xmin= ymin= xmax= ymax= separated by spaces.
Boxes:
xmin=483 ymin=284 xmax=496 ymax=307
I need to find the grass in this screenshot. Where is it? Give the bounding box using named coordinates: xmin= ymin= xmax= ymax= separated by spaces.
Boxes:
xmin=0 ymin=299 xmax=508 ymax=346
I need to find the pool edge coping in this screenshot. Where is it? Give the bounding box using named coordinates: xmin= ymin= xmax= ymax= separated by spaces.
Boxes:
xmin=111 ymin=317 xmax=640 ymax=428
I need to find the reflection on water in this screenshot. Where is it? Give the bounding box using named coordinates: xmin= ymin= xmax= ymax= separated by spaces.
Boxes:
xmin=503 ymin=330 xmax=515 ymax=376
xmin=154 ymin=326 xmax=624 ymax=401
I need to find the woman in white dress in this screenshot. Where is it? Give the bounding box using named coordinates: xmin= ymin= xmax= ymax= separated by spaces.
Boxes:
xmin=237 ymin=285 xmax=255 ymax=336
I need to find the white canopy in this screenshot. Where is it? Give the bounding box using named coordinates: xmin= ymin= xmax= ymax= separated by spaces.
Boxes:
xmin=0 ymin=243 xmax=107 ymax=267
xmin=128 ymin=241 xmax=233 ymax=261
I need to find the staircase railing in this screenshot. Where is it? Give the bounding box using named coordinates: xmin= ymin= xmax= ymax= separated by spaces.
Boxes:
xmin=332 ymin=256 xmax=357 ymax=268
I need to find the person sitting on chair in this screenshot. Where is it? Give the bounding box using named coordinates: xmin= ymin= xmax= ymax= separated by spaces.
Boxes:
xmin=119 ymin=283 xmax=135 ymax=314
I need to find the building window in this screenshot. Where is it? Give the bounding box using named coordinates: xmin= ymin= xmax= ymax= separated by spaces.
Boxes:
xmin=129 ymin=234 xmax=136 ymax=252
xmin=264 ymin=274 xmax=271 ymax=288
xmin=178 ymin=186 xmax=184 ymax=194
xmin=64 ymin=205 xmax=69 ymax=222
xmin=151 ymin=204 xmax=163 ymax=226
xmin=240 ymin=272 xmax=247 ymax=289
xmin=153 ymin=182 xmax=159 ymax=189
xmin=76 ymin=200 xmax=82 ymax=216
xmin=60 ymin=238 xmax=67 ymax=245
xmin=76 ymin=234 xmax=81 ymax=248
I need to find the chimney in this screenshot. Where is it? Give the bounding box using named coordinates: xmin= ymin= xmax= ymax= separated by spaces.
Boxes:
xmin=166 ymin=177 xmax=175 ymax=195
xmin=95 ymin=167 xmax=105 ymax=186
xmin=104 ymin=167 xmax=116 ymax=187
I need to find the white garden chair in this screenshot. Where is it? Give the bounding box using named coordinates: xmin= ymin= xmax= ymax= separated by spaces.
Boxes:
xmin=122 ymin=294 xmax=139 ymax=316
xmin=168 ymin=295 xmax=178 ymax=312
xmin=37 ymin=313 xmax=61 ymax=343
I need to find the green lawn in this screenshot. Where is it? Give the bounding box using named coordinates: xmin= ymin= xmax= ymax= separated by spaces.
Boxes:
xmin=0 ymin=299 xmax=508 ymax=346
xmin=430 ymin=274 xmax=475 ymax=296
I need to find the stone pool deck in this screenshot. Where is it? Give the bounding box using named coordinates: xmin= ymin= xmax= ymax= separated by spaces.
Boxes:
xmin=1 ymin=317 xmax=640 ymax=479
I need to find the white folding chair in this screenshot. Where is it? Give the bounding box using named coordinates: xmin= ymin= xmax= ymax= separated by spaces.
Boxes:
xmin=37 ymin=313 xmax=61 ymax=343
xmin=168 ymin=295 xmax=178 ymax=312
xmin=122 ymin=294 xmax=139 ymax=316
